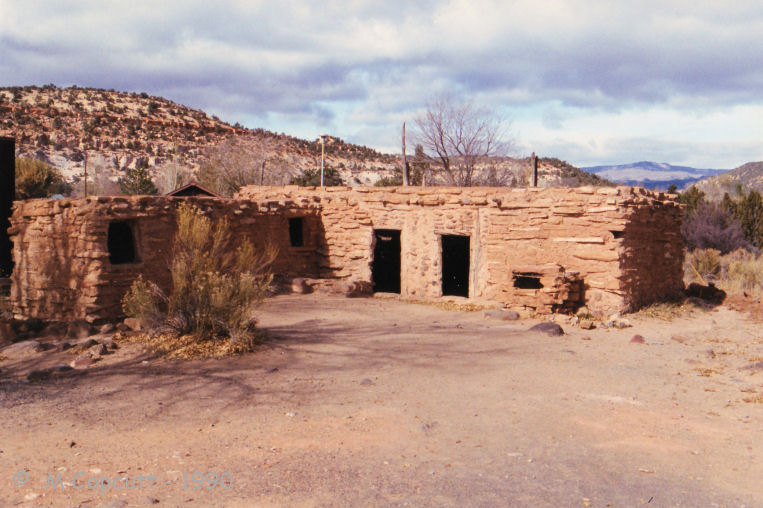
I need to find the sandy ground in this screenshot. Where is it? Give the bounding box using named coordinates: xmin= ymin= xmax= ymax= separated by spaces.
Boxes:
xmin=1 ymin=294 xmax=762 ymax=507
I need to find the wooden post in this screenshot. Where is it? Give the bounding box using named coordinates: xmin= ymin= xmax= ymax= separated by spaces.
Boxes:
xmin=531 ymin=152 xmax=538 ymax=187
xmin=83 ymin=149 xmax=88 ymax=196
xmin=402 ymin=122 xmax=409 ymax=186
xmin=260 ymin=160 xmax=266 ymax=185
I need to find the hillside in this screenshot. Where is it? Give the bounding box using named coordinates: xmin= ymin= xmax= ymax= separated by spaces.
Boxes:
xmin=1 ymin=84 xmax=611 ymax=193
xmin=581 ymin=161 xmax=727 ymax=190
xmin=690 ymin=161 xmax=763 ymax=201
xmin=0 ymin=85 xmax=397 ymax=193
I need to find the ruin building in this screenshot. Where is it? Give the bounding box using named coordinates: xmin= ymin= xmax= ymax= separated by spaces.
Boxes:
xmin=8 ymin=185 xmax=684 ymax=323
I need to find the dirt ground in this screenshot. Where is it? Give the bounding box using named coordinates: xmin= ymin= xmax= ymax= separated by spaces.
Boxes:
xmin=1 ymin=294 xmax=762 ymax=507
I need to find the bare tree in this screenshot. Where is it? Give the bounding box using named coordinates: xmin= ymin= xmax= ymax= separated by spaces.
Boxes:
xmin=414 ymin=95 xmax=511 ymax=187
xmin=197 ymin=136 xmax=293 ymax=196
xmin=153 ymin=161 xmax=194 ymax=194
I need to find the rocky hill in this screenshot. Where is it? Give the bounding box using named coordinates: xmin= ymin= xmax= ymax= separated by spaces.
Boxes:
xmin=689 ymin=161 xmax=763 ymax=201
xmin=1 ymin=84 xmax=610 ymax=193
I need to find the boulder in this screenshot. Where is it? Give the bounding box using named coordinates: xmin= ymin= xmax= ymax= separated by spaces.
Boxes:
xmin=528 ymin=322 xmax=564 ymax=336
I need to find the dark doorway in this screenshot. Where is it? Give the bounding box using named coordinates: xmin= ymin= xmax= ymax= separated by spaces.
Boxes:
xmin=107 ymin=222 xmax=137 ymax=264
xmin=372 ymin=229 xmax=400 ymax=293
xmin=441 ymin=235 xmax=469 ymax=297
xmin=289 ymin=217 xmax=304 ymax=247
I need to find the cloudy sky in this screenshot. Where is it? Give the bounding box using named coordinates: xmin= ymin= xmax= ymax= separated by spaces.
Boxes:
xmin=2 ymin=0 xmax=761 ymax=168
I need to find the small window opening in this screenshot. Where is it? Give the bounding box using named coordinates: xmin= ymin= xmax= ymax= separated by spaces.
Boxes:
xmin=107 ymin=221 xmax=136 ymax=264
xmin=611 ymin=230 xmax=625 ymax=239
xmin=289 ymin=217 xmax=304 ymax=247
xmin=513 ymin=274 xmax=543 ymax=289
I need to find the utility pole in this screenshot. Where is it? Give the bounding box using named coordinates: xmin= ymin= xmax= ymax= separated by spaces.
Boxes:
xmin=402 ymin=122 xmax=409 ymax=186
xmin=320 ymin=135 xmax=325 ymax=187
xmin=83 ymin=147 xmax=88 ymax=196
xmin=260 ymin=160 xmax=266 ymax=185
xmin=531 ymin=152 xmax=538 ymax=187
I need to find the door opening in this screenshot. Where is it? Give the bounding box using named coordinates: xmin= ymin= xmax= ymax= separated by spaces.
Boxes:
xmin=372 ymin=229 xmax=401 ymax=293
xmin=441 ymin=235 xmax=469 ymax=297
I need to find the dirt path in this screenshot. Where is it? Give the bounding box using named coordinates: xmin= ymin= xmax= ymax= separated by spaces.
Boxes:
xmin=1 ymin=294 xmax=761 ymax=507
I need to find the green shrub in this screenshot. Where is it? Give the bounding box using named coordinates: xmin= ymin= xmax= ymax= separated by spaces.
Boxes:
xmin=289 ymin=166 xmax=344 ymax=186
xmin=119 ymin=165 xmax=157 ymax=195
xmin=15 ymin=157 xmax=71 ymax=199
xmin=122 ymin=203 xmax=277 ymax=345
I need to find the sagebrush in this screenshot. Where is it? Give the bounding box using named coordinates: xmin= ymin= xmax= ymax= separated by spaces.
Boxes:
xmin=122 ymin=203 xmax=277 ymax=346
xmin=685 ymin=248 xmax=763 ymax=297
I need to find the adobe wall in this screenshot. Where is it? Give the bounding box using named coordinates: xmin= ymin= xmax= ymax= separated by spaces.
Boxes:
xmin=238 ymin=185 xmax=685 ymax=314
xmin=8 ymin=195 xmax=322 ymax=322
xmin=9 ymin=185 xmax=684 ymax=322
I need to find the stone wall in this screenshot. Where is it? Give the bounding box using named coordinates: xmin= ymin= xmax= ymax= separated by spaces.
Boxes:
xmin=9 ymin=195 xmax=322 ymax=322
xmin=238 ymin=185 xmax=684 ymax=314
xmin=9 ymin=185 xmax=684 ymax=322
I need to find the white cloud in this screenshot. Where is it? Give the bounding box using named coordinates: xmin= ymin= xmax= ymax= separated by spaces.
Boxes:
xmin=2 ymin=0 xmax=763 ymax=167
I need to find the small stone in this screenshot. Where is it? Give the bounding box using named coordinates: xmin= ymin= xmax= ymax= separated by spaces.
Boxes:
xmin=100 ymin=338 xmax=119 ymax=350
xmin=88 ymin=343 xmax=109 ymax=358
xmin=76 ymin=337 xmax=99 ymax=349
xmin=360 ymin=378 xmax=375 ymax=386
xmin=630 ymin=334 xmax=646 ymax=344
xmin=70 ymin=355 xmax=95 ymax=368
xmin=579 ymin=320 xmax=595 ymax=330
xmin=144 ymin=497 xmax=160 ymax=505
xmin=123 ymin=318 xmax=142 ymax=331
xmin=613 ymin=318 xmax=632 ymax=329
xmin=1 ymin=339 xmax=43 ymax=358
xmin=290 ymin=278 xmax=313 ymax=294
xmin=483 ymin=309 xmax=520 ymax=321
xmin=528 ymin=322 xmax=564 ymax=336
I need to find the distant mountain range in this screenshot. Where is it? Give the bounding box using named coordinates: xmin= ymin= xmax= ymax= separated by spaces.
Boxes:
xmin=580 ymin=161 xmax=728 ymax=190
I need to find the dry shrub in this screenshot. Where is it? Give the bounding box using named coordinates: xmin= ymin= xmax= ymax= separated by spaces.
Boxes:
xmin=684 ymin=248 xmax=763 ymax=298
xmin=685 ymin=249 xmax=722 ymax=282
xmin=122 ymin=202 xmax=277 ymax=352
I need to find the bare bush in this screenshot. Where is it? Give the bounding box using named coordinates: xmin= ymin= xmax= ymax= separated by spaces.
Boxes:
xmin=197 ymin=137 xmax=294 ymax=196
xmin=681 ymin=201 xmax=751 ymax=254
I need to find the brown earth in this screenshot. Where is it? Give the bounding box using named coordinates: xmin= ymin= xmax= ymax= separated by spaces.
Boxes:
xmin=1 ymin=294 xmax=761 ymax=507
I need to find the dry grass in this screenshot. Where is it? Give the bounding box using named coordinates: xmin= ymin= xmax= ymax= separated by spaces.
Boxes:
xmin=117 ymin=331 xmax=262 ymax=359
xmin=634 ymin=298 xmax=710 ymax=321
xmin=685 ymin=249 xmax=763 ymax=298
